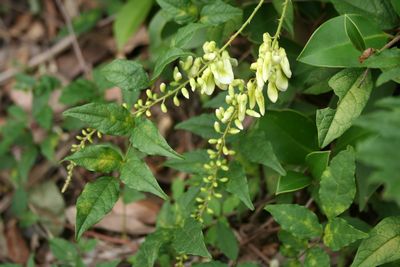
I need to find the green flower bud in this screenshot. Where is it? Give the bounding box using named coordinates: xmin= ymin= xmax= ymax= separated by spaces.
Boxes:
xmin=173 ymin=95 xmax=180 ymax=106
xmin=189 ymin=78 xmax=197 ymax=91
xmin=161 ymin=103 xmax=167 ymax=113
xmin=160 ymin=83 xmax=166 ymax=93
xmin=214 ymin=121 xmax=221 ymax=133
xmin=181 ymin=87 xmax=190 ymax=99
xmin=146 ymin=89 xmax=153 ymax=99
xmin=173 ymin=66 xmax=182 ymax=81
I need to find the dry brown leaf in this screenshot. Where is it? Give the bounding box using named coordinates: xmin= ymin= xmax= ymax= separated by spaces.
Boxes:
xmin=5 ymin=219 xmax=30 ymax=264
xmin=66 ymin=198 xmax=160 ymax=235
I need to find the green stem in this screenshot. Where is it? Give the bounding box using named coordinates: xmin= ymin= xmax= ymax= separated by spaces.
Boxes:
xmin=132 ymin=0 xmax=265 ymax=116
xmin=272 ymin=0 xmax=289 ymax=48
xmin=219 ymin=0 xmax=265 ymax=51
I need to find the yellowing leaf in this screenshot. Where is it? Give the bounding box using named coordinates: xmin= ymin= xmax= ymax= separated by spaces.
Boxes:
xmin=65 ymin=145 xmax=122 ymax=173
xmin=265 ymin=204 xmax=322 ymax=239
xmin=323 ymin=217 xmax=368 ymax=251
xmin=351 ymin=216 xmax=400 ymax=267
xmin=76 ymin=176 xmax=120 ymax=239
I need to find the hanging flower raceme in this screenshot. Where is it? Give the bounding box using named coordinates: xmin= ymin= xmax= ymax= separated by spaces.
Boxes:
xmin=198 ymin=41 xmax=237 ymax=95
xmin=251 ymin=33 xmax=292 ymax=104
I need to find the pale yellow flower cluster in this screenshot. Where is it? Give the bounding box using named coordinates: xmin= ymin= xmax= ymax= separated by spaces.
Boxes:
xmin=250 ymin=33 xmax=292 ymax=104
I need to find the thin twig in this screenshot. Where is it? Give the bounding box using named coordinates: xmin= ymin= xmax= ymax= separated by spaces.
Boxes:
xmin=55 ymin=0 xmax=90 ymax=77
xmin=248 ymin=243 xmax=271 ymax=264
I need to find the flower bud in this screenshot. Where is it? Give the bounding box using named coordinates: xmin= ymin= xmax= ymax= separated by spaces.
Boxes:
xmin=267 ymin=82 xmax=278 ymax=103
xmin=246 ymin=109 xmax=261 ymax=118
xmin=181 ymin=87 xmax=190 ymax=99
xmin=275 ymin=68 xmax=289 ymax=91
xmin=255 ymin=89 xmax=265 ymax=115
xmin=161 ymin=103 xmax=167 ymax=113
xmin=234 ymin=119 xmax=243 ymax=130
xmin=160 ymin=83 xmax=166 ymax=93
xmin=189 ymin=78 xmax=197 ymax=91
xmin=173 ymin=95 xmax=180 ymax=106
xmin=214 ymin=121 xmax=221 ymax=133
xmin=173 ymin=67 xmax=182 ymax=81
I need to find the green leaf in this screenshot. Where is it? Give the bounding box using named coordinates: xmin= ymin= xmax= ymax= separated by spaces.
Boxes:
xmin=130 ymin=117 xmax=182 ymax=159
xmin=392 ymin=0 xmax=400 ymax=16
xmin=60 ymin=79 xmax=101 ymax=105
xmin=102 ymin=59 xmax=149 ymax=92
xmin=65 ymin=144 xmax=122 ymax=173
xmin=152 ymin=47 xmax=192 ymax=80
xmin=305 ymin=151 xmax=330 ymax=180
xmin=238 ymin=131 xmax=286 ymax=176
xmin=193 ymin=262 xmax=228 ymax=267
xmin=323 ymin=217 xmax=368 ymax=251
xmin=164 ymin=149 xmax=209 ymax=174
xmin=63 ymin=102 xmax=134 ymax=136
xmin=377 ymin=67 xmax=400 ymax=86
xmin=319 ymin=147 xmax=356 ymax=219
xmin=132 ymin=228 xmax=172 ymax=267
xmin=172 ymin=218 xmax=211 ymax=258
xmin=156 ymin=0 xmax=197 ymax=24
xmin=298 ymin=15 xmax=386 ymax=67
xmin=49 ymin=238 xmax=77 ymax=262
xmin=215 ymin=222 xmax=239 ymax=260
xmin=265 ymin=204 xmax=322 ymax=239
xmin=344 ymin=15 xmax=366 ymax=52
xmin=176 ymin=113 xmax=219 ymax=139
xmin=113 ymin=0 xmax=153 ymax=50
xmin=257 ymin=110 xmax=319 ymax=164
xmin=276 ymin=171 xmax=312 ymax=194
xmin=120 ymin=148 xmax=168 ymax=199
xmin=200 ymin=0 xmax=242 ymax=25
xmin=330 ymin=0 xmax=399 ymax=30
xmin=272 ymin=0 xmax=294 ymax=37
xmin=304 ymin=247 xmax=330 ymax=267
xmin=225 ymin=162 xmax=254 ymax=210
xmin=355 ymin=97 xmax=400 ymax=204
xmin=317 ymin=69 xmax=373 ymax=148
xmin=351 ymin=216 xmax=400 ymax=267
xmin=363 ymin=48 xmax=400 ymax=68
xmin=76 ymin=176 xmax=119 ymax=239
xmin=172 ymin=23 xmax=209 ymax=49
